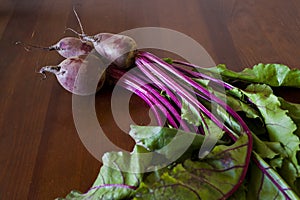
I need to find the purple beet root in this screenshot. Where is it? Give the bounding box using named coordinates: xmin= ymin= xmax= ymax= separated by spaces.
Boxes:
xmin=16 ymin=37 xmax=94 ymax=58
xmin=82 ymin=33 xmax=137 ymax=69
xmin=39 ymin=54 xmax=106 ymax=95
xmin=69 ymin=8 xmax=137 ymax=68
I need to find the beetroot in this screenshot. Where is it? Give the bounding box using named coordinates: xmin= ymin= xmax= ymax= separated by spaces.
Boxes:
xmin=39 ymin=53 xmax=106 ymax=95
xmin=69 ymin=8 xmax=137 ymax=68
xmin=82 ymin=33 xmax=137 ymax=69
xmin=16 ymin=37 xmax=94 ymax=58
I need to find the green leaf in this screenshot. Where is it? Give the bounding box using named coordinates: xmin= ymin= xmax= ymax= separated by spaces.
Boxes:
xmin=181 ymin=98 xmax=203 ymax=126
xmin=247 ymin=152 xmax=300 ymax=200
xmin=180 ymin=98 xmax=225 ymax=156
xmin=206 ymin=63 xmax=300 ymax=88
xmin=56 ymin=146 xmax=147 ymax=200
xmin=129 ymin=125 xmax=227 ymax=163
xmin=56 ymin=167 xmax=137 ymax=200
xmin=129 ymin=125 xmax=203 ymax=152
xmin=225 ymin=93 xmax=261 ymax=120
xmin=277 ymin=98 xmax=300 ymax=195
xmin=242 ymin=84 xmax=299 ymax=168
xmin=133 ymin=135 xmax=250 ymax=200
xmin=252 ymin=134 xmax=278 ymax=159
xmin=162 ymin=57 xmax=173 ymax=64
xmin=279 ymin=159 xmax=300 ymax=194
xmin=240 ymin=84 xmax=300 ymax=197
xmin=279 ymin=98 xmax=300 ymax=137
xmin=243 ymin=63 xmax=300 ymax=87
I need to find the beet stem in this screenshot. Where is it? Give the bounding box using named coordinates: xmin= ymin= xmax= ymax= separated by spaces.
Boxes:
xmin=137 ymin=56 xmax=233 ymax=136
xmin=141 ymin=58 xmax=229 ymax=136
xmin=121 ymin=78 xmax=177 ymax=128
xmin=135 ymin=60 xmax=182 ymax=109
xmin=142 ymin=52 xmax=252 ymax=137
xmin=137 ymin=52 xmax=253 ymax=198
xmin=127 ymin=72 xmax=192 ymax=132
xmin=134 ymin=60 xmax=200 ymax=133
xmin=109 ymin=67 xmax=194 ymax=131
xmin=109 ymin=70 xmax=164 ymax=126
xmin=172 ymin=60 xmax=234 ymax=90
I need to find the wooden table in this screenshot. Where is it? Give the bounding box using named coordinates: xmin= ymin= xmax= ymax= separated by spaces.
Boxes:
xmin=1 ymin=0 xmax=300 ymax=199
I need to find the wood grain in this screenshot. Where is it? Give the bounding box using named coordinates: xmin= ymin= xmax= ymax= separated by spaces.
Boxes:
xmin=0 ymin=0 xmax=299 ymax=199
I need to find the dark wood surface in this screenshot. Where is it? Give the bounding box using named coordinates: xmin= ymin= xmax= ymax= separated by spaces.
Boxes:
xmin=1 ymin=0 xmax=300 ymax=199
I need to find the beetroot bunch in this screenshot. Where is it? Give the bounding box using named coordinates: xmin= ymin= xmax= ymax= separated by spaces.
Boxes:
xmin=24 ymin=9 xmax=300 ymax=200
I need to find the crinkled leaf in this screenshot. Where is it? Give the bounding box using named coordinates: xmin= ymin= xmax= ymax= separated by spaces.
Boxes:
xmin=181 ymin=98 xmax=226 ymax=157
xmin=265 ymin=141 xmax=288 ymax=169
xmin=247 ymin=152 xmax=300 ymax=200
xmin=243 ymin=84 xmax=299 ymax=168
xmin=129 ymin=125 xmax=226 ymax=163
xmin=225 ymin=94 xmax=261 ymax=120
xmin=181 ymin=95 xmax=224 ymax=139
xmin=56 ymin=145 xmax=147 ymax=200
xmin=207 ymin=88 xmax=261 ymax=130
xmin=251 ymin=135 xmax=300 ymax=195
xmin=277 ymin=98 xmax=300 ymax=194
xmin=278 ymin=158 xmax=300 ymax=195
xmin=243 ymin=84 xmax=300 ymax=193
xmin=279 ymin=97 xmax=300 ymax=137
xmin=252 ymin=134 xmax=278 ymax=159
xmin=229 ymin=84 xmax=300 ymax=197
xmin=221 ymin=87 xmax=267 ymax=136
xmin=129 ymin=125 xmax=203 ymax=152
xmin=214 ymin=104 xmax=242 ymax=138
xmin=181 ymin=98 xmax=203 ymax=126
xmin=224 ymin=89 xmax=267 ymax=136
xmin=206 ymin=63 xmax=300 ymax=88
xmin=210 ymin=88 xmax=261 ymax=121
xmin=133 ymin=135 xmax=250 ymax=200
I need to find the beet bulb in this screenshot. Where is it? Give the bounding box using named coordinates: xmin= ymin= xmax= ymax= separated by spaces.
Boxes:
xmin=82 ymin=33 xmax=137 ymax=69
xmin=39 ymin=52 xmax=106 ymax=95
xmin=68 ymin=8 xmax=137 ymax=68
xmin=16 ymin=37 xmax=94 ymax=58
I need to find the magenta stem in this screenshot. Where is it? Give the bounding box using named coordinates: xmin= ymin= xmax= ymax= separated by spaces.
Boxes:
xmin=172 ymin=60 xmax=234 ymax=90
xmin=138 ymin=51 xmax=253 ymax=199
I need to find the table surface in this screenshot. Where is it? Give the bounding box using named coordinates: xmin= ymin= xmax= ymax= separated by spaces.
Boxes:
xmin=1 ymin=0 xmax=300 ymax=199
